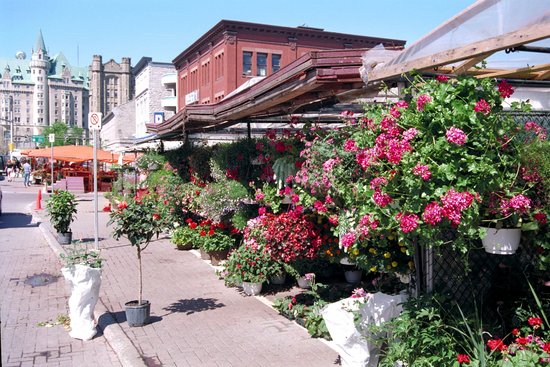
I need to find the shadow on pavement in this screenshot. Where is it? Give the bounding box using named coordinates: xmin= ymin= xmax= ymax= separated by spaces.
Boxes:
xmin=0 ymin=213 xmax=38 ymax=228
xmin=99 ymin=310 xmax=127 ymax=327
xmin=161 ymin=298 xmax=225 ymax=316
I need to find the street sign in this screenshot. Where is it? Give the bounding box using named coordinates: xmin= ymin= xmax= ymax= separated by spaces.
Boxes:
xmin=88 ymin=112 xmax=103 ymax=131
xmin=48 ymin=134 xmax=55 ymax=143
xmin=153 ymin=112 xmax=165 ymax=124
xmin=32 ymin=135 xmax=45 ymax=143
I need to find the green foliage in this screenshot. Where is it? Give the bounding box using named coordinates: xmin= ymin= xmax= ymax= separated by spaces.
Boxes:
xmin=272 ymin=156 xmax=297 ymax=189
xmin=197 ymin=230 xmax=236 ymax=253
xmin=170 ymin=225 xmax=199 ymax=250
xmin=211 ymin=139 xmax=260 ymax=186
xmin=61 ymin=240 xmax=103 ymax=269
xmin=163 ymin=142 xmax=212 ymax=182
xmin=521 ymin=140 xmax=550 ymax=207
xmin=224 ymin=244 xmax=273 ymax=283
xmin=195 ymin=177 xmax=250 ymax=223
xmin=108 ymin=196 xmax=163 ymax=247
xmin=42 ymin=121 xmax=84 ymax=146
xmin=136 ymin=151 xmax=166 ymax=171
xmin=46 ymin=190 xmax=78 ymax=233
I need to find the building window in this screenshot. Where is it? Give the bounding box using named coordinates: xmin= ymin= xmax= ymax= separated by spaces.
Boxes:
xmin=243 ymin=52 xmax=253 ymax=76
xmin=214 ymin=52 xmax=224 ymax=80
xmin=257 ymin=53 xmax=267 ymax=76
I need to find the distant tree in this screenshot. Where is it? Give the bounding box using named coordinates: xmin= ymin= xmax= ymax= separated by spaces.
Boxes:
xmin=42 ymin=122 xmax=85 ymax=146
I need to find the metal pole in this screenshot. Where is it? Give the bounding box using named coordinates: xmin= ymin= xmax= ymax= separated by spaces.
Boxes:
xmin=50 ymin=141 xmax=54 ymax=191
xmin=93 ymin=130 xmax=99 ymax=250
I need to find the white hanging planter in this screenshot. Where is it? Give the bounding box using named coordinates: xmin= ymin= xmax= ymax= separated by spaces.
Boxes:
xmin=242 ymin=281 xmax=263 ymax=295
xmin=61 ymin=264 xmax=102 ymax=340
xmin=481 ymin=227 xmax=521 ymax=255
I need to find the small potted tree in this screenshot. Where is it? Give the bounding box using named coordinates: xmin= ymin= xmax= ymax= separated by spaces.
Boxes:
xmin=108 ymin=194 xmax=163 ymax=326
xmin=46 ymin=190 xmax=78 ymax=244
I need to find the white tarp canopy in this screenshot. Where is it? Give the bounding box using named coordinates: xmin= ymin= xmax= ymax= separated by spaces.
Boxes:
xmin=365 ymin=0 xmax=550 ymax=83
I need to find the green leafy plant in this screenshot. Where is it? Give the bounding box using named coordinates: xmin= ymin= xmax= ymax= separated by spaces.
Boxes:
xmin=224 ymin=244 xmax=273 ymax=283
xmin=197 ymin=229 xmax=236 ymax=253
xmin=60 ymin=240 xmax=103 ymax=269
xmin=46 ymin=190 xmax=78 ymax=234
xmin=108 ymin=194 xmax=163 ymax=305
xmin=170 ymin=224 xmax=199 ymax=250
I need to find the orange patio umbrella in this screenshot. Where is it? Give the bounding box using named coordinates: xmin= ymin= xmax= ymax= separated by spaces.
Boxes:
xmin=23 ymin=145 xmax=132 ymax=164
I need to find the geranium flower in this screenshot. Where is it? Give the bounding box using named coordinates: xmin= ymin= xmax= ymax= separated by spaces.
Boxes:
xmin=373 ymin=189 xmax=393 ymax=207
xmin=456 ymin=354 xmax=470 ymax=364
xmin=498 ymin=80 xmax=514 ymax=98
xmin=351 ymin=288 xmax=368 ymax=298
xmin=528 ymin=317 xmax=543 ymax=328
xmin=396 ymin=212 xmax=419 ymax=233
xmin=340 ymin=232 xmax=356 ymax=248
xmin=416 ymin=94 xmax=432 ymax=111
xmin=436 ymin=74 xmax=450 ymax=82
xmin=343 ymin=139 xmax=358 ymax=152
xmin=412 ymin=164 xmax=431 ymax=180
xmin=446 ymin=127 xmax=468 ymax=145
xmin=422 ymin=202 xmax=443 ymax=225
xmin=487 ymin=338 xmax=507 ymax=351
xmin=258 ymin=207 xmax=266 ymax=216
xmin=474 ymin=99 xmax=491 ymax=115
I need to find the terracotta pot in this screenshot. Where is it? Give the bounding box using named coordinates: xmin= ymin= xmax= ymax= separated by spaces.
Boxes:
xmin=208 ymin=249 xmax=229 ymax=265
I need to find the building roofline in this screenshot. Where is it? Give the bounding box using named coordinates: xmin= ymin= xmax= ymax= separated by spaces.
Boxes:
xmin=173 ymin=19 xmax=406 ymax=66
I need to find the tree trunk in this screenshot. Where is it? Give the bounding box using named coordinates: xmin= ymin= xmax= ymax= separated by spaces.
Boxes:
xmin=137 ymin=244 xmax=142 ymax=305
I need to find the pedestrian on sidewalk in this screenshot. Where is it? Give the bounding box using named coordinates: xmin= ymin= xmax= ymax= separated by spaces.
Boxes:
xmin=6 ymin=159 xmax=14 ymax=182
xmin=22 ymin=159 xmax=31 ymax=187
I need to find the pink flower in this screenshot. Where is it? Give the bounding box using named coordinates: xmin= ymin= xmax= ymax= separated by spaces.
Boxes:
xmin=422 ymin=202 xmax=443 ymax=225
xmin=351 ymin=288 xmax=367 ymax=298
xmin=507 ymin=194 xmax=531 ymax=214
xmin=402 ymin=128 xmax=419 ymax=141
xmin=370 ymin=176 xmax=388 ymax=190
xmin=255 ymin=191 xmax=265 ymax=201
xmin=474 ymin=99 xmax=491 ymax=115
xmin=340 ymin=233 xmax=356 ymax=248
xmin=436 ymin=74 xmax=450 ymax=83
xmin=258 ymin=207 xmax=266 ymax=216
xmin=446 ymin=127 xmax=467 ymax=145
xmin=498 ymin=80 xmax=514 ymax=98
xmin=416 ymin=94 xmax=432 ymax=111
xmin=525 ymin=121 xmax=547 ymax=140
xmin=390 ymin=106 xmax=401 ymax=119
xmin=344 ymin=139 xmax=358 ymax=152
xmin=441 ymin=189 xmax=475 ymax=225
xmin=328 ymin=215 xmax=339 ymax=226
xmin=304 ymin=273 xmax=315 ymax=281
xmin=323 ymin=158 xmax=340 ymax=172
xmin=395 ymin=100 xmax=409 ymax=109
xmin=412 ymin=164 xmax=431 ymax=180
xmin=314 ymin=200 xmax=327 ymax=213
xmin=373 ymin=189 xmax=393 ymax=207
xmin=396 ymin=212 xmax=419 ymax=233
xmin=291 ymin=194 xmax=300 ymax=204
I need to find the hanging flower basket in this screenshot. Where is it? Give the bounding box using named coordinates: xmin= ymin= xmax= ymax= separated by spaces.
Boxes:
xmin=481 ymin=227 xmax=521 ymax=255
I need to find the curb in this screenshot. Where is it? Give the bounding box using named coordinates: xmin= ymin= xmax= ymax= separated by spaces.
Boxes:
xmin=32 ymin=205 xmax=147 ymax=367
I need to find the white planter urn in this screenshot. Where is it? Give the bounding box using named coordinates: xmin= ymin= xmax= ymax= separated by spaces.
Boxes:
xmin=481 ymin=227 xmax=521 ymax=255
xmin=242 ymin=281 xmax=263 ymax=296
xmin=61 ymin=264 xmax=102 ymax=340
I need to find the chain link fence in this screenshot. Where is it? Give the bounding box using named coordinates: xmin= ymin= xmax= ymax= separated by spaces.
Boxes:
xmin=415 ymin=111 xmax=549 ymax=331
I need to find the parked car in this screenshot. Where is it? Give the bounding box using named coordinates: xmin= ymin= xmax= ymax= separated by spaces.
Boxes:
xmin=0 ymin=154 xmax=7 ymax=177
xmin=0 ymin=184 xmax=3 ymax=215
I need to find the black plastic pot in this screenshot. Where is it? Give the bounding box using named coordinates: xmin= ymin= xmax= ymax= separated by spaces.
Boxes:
xmin=58 ymin=231 xmax=72 ymax=245
xmin=125 ymin=300 xmax=151 ymax=327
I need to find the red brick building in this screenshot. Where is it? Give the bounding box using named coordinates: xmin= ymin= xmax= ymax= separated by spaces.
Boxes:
xmin=173 ymin=20 xmax=405 ymax=109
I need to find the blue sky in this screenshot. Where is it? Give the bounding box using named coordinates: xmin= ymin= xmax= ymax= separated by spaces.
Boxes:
xmin=0 ymin=0 xmax=476 ymax=67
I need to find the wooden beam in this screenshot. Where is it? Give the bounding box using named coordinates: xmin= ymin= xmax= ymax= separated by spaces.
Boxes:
xmin=477 ymin=62 xmax=550 ymax=79
xmin=453 ymin=52 xmax=493 ymax=74
xmin=534 ymin=68 xmax=550 ymax=80
xmin=368 ymin=21 xmax=550 ymax=82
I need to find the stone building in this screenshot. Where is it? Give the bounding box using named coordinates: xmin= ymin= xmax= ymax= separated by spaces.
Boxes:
xmin=88 ymin=55 xmax=133 ymax=115
xmin=133 ymin=57 xmax=175 ymax=139
xmin=0 ymin=31 xmax=89 ymax=152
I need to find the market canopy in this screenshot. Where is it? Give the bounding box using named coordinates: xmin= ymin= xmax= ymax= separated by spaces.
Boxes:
xmin=22 ymin=145 xmax=136 ymax=164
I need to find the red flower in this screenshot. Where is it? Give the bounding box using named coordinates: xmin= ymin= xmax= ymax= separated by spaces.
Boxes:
xmin=117 ymin=201 xmax=128 ymax=210
xmin=543 ymin=342 xmax=550 ymax=352
xmin=528 ymin=317 xmax=543 ymax=328
xmin=498 ymin=80 xmax=514 ymax=98
xmin=208 ymin=229 xmax=215 ymax=236
xmin=199 ymin=230 xmax=207 ymax=236
xmin=457 ymin=354 xmax=470 ymax=364
xmin=436 ymin=74 xmax=450 ymax=83
xmin=474 ymin=99 xmax=491 ymax=115
xmin=534 ymin=212 xmax=547 ymax=225
xmin=189 ymin=222 xmax=198 ymax=229
xmin=515 ymin=336 xmax=529 ymax=345
xmin=152 ymin=213 xmax=160 ymax=221
xmin=511 ymin=328 xmax=519 ymax=336
xmin=487 ymin=338 xmax=507 ymax=351
xmin=275 ymin=141 xmax=286 ymax=152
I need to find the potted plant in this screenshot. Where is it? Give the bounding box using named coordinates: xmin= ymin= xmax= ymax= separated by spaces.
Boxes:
xmin=170 ymin=222 xmax=199 ymax=250
xmin=195 ymin=222 xmax=237 ymax=265
xmin=60 ymin=240 xmax=103 ymax=340
xmin=108 ymin=194 xmax=163 ymax=327
xmin=46 ymin=189 xmax=78 ymax=244
xmin=225 ymin=244 xmax=272 ymax=295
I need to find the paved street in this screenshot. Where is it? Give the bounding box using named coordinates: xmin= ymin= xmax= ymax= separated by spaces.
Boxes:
xmin=1 ymin=178 xmax=340 ymax=366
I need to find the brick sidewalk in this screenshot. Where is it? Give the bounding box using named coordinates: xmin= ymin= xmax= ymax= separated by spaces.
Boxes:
xmin=38 ymin=193 xmax=341 ymax=366
xmin=0 ymin=206 xmax=122 ymax=367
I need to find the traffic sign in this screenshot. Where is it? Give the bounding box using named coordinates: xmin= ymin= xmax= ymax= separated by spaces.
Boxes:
xmin=49 ymin=134 xmax=55 ymax=143
xmin=88 ymin=112 xmax=103 ymax=131
xmin=32 ymin=135 xmax=45 ymax=143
